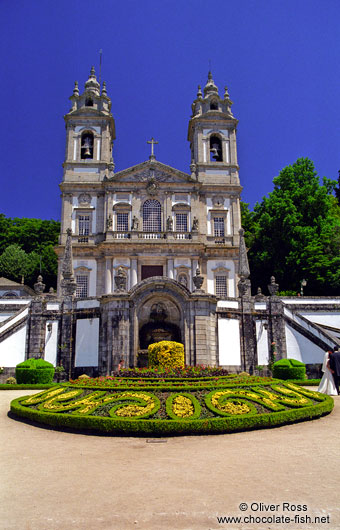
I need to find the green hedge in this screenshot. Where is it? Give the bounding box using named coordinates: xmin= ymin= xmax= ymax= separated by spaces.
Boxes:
xmin=9 ymin=379 xmax=334 ymax=436
xmin=16 ymin=359 xmax=55 ymax=384
xmin=272 ymin=358 xmax=306 ymax=380
xmin=10 ymin=394 xmax=333 ymax=436
xmin=0 ymin=383 xmax=57 ymax=390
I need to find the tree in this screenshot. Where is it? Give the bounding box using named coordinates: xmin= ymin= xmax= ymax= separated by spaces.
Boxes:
xmin=0 ymin=244 xmax=39 ymax=285
xmin=0 ymin=215 xmax=60 ymax=289
xmin=244 ymin=158 xmax=340 ymax=295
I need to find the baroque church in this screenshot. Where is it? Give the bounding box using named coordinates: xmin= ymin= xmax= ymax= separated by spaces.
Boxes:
xmin=0 ymin=68 xmax=339 ymax=378
xmin=57 ymin=67 xmax=242 ymax=301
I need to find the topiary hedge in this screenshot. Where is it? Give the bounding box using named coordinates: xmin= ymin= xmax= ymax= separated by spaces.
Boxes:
xmin=148 ymin=341 xmax=185 ymax=369
xmin=16 ymin=358 xmax=55 ymax=384
xmin=272 ymin=358 xmax=306 ymax=380
xmin=10 ymin=376 xmax=333 ymax=436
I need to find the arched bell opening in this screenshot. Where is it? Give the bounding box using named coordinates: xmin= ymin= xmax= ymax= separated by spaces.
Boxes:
xmin=209 ymin=135 xmax=223 ymax=162
xmin=81 ymin=131 xmax=94 ymax=159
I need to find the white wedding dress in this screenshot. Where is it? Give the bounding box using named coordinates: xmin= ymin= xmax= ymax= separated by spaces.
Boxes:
xmin=318 ymin=352 xmax=338 ymax=395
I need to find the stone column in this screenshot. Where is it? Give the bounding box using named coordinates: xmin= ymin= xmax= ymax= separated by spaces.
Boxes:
xmin=131 ymin=259 xmax=138 ymax=286
xmin=105 ymin=258 xmax=112 ymax=294
xmin=167 ymin=259 xmax=174 ymax=279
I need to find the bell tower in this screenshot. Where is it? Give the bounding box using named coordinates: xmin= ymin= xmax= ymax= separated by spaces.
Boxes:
xmin=188 ymin=72 xmax=240 ymax=187
xmin=62 ymin=66 xmax=115 ymax=184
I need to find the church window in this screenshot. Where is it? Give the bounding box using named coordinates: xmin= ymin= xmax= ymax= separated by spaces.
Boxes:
xmin=76 ymin=275 xmax=88 ymax=298
xmin=175 ymin=213 xmax=188 ymax=232
xmin=81 ymin=132 xmax=94 ymax=159
xmin=117 ymin=213 xmax=129 ymax=232
xmin=78 ymin=215 xmax=90 ymax=236
xmin=215 ymin=275 xmax=227 ymax=298
xmin=209 ymin=135 xmax=222 ymax=162
xmin=85 ymin=98 xmax=93 ymax=107
xmin=143 ymin=200 xmax=161 ymax=232
xmin=213 ymin=217 xmax=225 ymax=237
xmin=210 ymin=100 xmax=218 ymax=110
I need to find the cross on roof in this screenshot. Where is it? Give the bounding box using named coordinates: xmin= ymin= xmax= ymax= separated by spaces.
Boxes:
xmin=147 ymin=137 xmax=158 ymax=160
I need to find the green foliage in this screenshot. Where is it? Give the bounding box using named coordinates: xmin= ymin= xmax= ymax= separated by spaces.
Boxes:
xmin=6 ymin=377 xmax=17 ymax=384
xmin=10 ymin=380 xmax=334 ymax=436
xmin=272 ymin=359 xmax=306 ymax=380
xmin=0 ymin=215 xmax=60 ymax=289
xmin=0 ymin=383 xmax=57 ymax=390
xmin=148 ymin=341 xmax=185 ymax=369
xmin=16 ymin=358 xmax=55 ymax=384
xmin=241 ymin=158 xmax=340 ymax=295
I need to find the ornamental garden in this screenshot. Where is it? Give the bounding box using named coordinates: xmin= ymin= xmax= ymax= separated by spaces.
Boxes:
xmin=8 ymin=341 xmax=334 ymax=436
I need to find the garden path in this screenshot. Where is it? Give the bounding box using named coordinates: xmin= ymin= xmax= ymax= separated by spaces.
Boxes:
xmin=0 ymin=389 xmax=339 ymax=530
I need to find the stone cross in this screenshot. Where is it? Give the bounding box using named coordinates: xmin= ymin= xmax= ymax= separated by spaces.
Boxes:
xmin=147 ymin=137 xmax=158 ymax=159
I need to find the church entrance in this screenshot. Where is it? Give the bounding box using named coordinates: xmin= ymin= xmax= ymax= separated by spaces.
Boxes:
xmin=136 ymin=297 xmax=182 ymax=367
xmin=141 ymin=265 xmax=163 ymax=280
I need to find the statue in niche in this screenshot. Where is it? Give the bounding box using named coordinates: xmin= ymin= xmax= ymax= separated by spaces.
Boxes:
xmin=178 ymin=274 xmax=188 ymax=288
xmin=114 ymin=267 xmax=127 ymax=292
xmin=192 ymin=217 xmax=199 ymax=232
xmin=150 ymin=302 xmax=167 ymax=321
xmin=106 ymin=214 xmax=113 ymax=230
xmin=166 ymin=216 xmax=173 ymax=231
xmin=132 ymin=216 xmax=139 ymax=230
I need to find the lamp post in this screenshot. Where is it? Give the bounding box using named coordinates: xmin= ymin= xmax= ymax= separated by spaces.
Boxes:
xmin=300 ymin=278 xmax=307 ymax=296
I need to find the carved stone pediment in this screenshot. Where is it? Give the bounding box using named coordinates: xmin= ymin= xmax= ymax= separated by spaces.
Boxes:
xmin=109 ymin=160 xmax=193 ymax=184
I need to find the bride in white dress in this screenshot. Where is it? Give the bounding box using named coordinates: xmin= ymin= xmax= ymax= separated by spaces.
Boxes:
xmin=318 ymin=351 xmax=338 ymax=395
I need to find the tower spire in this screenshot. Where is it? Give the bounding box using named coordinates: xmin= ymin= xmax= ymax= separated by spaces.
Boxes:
xmin=204 ymin=70 xmax=218 ymax=96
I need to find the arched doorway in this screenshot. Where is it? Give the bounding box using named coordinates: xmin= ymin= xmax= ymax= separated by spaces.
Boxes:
xmin=136 ymin=298 xmax=182 ymax=367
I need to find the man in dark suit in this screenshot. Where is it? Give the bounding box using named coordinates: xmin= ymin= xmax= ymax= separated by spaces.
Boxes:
xmin=329 ymin=347 xmax=340 ymax=395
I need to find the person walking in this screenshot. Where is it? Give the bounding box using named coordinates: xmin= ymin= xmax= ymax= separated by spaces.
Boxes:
xmin=318 ymin=350 xmax=337 ymax=395
xmin=329 ymin=346 xmax=340 ymax=395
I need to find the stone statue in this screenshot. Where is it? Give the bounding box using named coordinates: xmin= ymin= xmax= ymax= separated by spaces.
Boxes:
xmin=166 ymin=216 xmax=173 ymax=231
xmin=106 ymin=214 xmax=113 ymax=230
xmin=193 ymin=267 xmax=204 ymax=291
xmin=114 ymin=267 xmax=127 ymax=292
xmin=132 ymin=216 xmax=139 ymax=230
xmin=192 ymin=217 xmax=199 ymax=232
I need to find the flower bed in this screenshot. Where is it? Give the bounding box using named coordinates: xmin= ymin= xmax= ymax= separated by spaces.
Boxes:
xmin=10 ymin=375 xmax=334 ymax=436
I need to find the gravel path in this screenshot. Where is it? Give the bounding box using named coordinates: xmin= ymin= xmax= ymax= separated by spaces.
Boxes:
xmin=1 ymin=389 xmax=339 ymax=530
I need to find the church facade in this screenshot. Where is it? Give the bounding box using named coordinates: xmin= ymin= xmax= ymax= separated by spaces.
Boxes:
xmin=54 ymin=68 xmax=245 ymax=371
xmin=1 ymin=68 xmax=339 ymax=379
xmin=57 ymin=68 xmax=242 ymax=301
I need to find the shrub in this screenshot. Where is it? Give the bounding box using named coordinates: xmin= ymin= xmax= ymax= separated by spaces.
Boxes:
xmin=6 ymin=377 xmax=17 ymax=384
xmin=272 ymin=358 xmax=306 ymax=380
xmin=16 ymin=358 xmax=55 ymax=384
xmin=148 ymin=341 xmax=185 ymax=369
xmin=78 ymin=374 xmax=90 ymax=380
xmin=10 ymin=381 xmax=334 ymax=436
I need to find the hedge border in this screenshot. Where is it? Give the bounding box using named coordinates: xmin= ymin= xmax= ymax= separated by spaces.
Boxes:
xmin=10 ymin=395 xmax=333 ymax=436
xmin=10 ymin=383 xmax=334 ymax=436
xmin=0 ymin=384 xmax=58 ymax=390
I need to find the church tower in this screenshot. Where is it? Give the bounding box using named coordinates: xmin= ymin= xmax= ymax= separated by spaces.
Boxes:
xmin=187 ymin=72 xmax=243 ymax=297
xmin=188 ymin=71 xmax=240 ymax=188
xmin=60 ymin=67 xmax=115 ymax=243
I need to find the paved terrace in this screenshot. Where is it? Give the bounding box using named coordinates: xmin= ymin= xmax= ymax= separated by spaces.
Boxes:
xmin=1 ymin=390 xmax=339 ymax=530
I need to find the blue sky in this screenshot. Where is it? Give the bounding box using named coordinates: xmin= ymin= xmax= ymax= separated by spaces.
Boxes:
xmin=1 ymin=0 xmax=340 ymax=221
